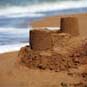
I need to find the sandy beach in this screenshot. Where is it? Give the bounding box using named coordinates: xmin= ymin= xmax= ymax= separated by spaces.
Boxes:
xmin=0 ymin=52 xmax=87 ymax=87
xmin=0 ymin=51 xmax=87 ymax=87
xmin=0 ymin=13 xmax=87 ymax=87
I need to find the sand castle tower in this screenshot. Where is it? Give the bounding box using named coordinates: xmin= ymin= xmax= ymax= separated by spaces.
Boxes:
xmin=30 ymin=29 xmax=52 ymax=50
xmin=61 ymin=17 xmax=79 ymax=36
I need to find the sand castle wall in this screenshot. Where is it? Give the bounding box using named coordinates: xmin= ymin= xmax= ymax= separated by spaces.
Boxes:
xmin=52 ymin=33 xmax=71 ymax=48
xmin=30 ymin=29 xmax=72 ymax=51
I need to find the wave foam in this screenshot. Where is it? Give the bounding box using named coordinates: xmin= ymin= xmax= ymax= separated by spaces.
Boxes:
xmin=0 ymin=28 xmax=29 ymax=34
xmin=0 ymin=43 xmax=29 ymax=54
xmin=0 ymin=0 xmax=87 ymax=18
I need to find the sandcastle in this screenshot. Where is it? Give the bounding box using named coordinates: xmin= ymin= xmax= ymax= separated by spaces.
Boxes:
xmin=18 ymin=17 xmax=87 ymax=72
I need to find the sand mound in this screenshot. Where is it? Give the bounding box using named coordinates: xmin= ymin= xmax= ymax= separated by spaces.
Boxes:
xmin=18 ymin=35 xmax=87 ymax=72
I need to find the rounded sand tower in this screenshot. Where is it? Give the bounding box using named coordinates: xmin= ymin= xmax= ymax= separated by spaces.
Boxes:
xmin=61 ymin=17 xmax=79 ymax=36
xmin=30 ymin=29 xmax=52 ymax=51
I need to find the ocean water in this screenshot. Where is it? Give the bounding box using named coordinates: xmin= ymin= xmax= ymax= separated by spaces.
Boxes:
xmin=0 ymin=0 xmax=87 ymax=53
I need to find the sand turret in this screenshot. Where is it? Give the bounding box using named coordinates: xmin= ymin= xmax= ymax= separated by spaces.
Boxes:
xmin=30 ymin=29 xmax=52 ymax=51
xmin=61 ymin=17 xmax=79 ymax=36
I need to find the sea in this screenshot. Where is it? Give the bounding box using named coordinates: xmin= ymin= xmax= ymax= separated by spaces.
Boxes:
xmin=0 ymin=0 xmax=87 ymax=53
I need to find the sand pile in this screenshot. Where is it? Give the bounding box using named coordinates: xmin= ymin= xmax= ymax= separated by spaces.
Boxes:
xmin=18 ymin=36 xmax=87 ymax=72
xmin=18 ymin=17 xmax=87 ymax=72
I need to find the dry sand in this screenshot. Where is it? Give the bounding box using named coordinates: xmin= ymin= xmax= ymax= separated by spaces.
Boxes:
xmin=0 ymin=52 xmax=87 ymax=87
xmin=0 ymin=13 xmax=87 ymax=87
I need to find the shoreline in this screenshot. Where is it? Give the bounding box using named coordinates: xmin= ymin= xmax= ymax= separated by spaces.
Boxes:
xmin=0 ymin=43 xmax=29 ymax=54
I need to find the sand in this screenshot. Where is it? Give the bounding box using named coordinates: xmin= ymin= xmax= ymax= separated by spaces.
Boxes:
xmin=0 ymin=51 xmax=87 ymax=87
xmin=0 ymin=13 xmax=87 ymax=87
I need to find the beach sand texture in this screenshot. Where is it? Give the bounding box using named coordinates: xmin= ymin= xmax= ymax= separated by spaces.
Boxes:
xmin=0 ymin=52 xmax=87 ymax=87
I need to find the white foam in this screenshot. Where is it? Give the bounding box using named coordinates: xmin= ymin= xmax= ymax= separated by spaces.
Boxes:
xmin=46 ymin=27 xmax=60 ymax=30
xmin=0 ymin=28 xmax=29 ymax=34
xmin=31 ymin=27 xmax=60 ymax=30
xmin=0 ymin=43 xmax=29 ymax=54
xmin=0 ymin=0 xmax=87 ymax=18
xmin=0 ymin=27 xmax=60 ymax=34
xmin=2 ymin=13 xmax=45 ymax=18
